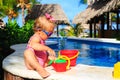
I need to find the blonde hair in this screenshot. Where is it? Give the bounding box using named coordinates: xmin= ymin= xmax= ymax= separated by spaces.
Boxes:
xmin=33 ymin=16 xmax=55 ymax=32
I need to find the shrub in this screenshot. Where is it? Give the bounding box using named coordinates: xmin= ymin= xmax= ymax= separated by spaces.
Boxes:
xmin=0 ymin=19 xmax=34 ymax=57
xmin=6 ymin=20 xmax=34 ymax=45
xmin=18 ymin=20 xmax=34 ymax=43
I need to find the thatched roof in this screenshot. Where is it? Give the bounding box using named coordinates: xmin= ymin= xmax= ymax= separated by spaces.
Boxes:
xmin=73 ymin=0 xmax=120 ymax=24
xmin=25 ymin=4 xmax=69 ymax=25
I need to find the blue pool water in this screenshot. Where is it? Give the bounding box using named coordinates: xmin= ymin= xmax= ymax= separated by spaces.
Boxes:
xmin=47 ymin=37 xmax=120 ymax=67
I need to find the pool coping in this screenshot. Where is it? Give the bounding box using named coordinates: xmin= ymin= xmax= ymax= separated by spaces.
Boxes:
xmin=3 ymin=38 xmax=119 ymax=80
xmin=67 ymin=37 xmax=120 ymax=44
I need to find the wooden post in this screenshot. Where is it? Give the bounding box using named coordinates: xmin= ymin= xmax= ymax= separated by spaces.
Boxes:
xmin=89 ymin=22 xmax=93 ymax=37
xmin=116 ymin=11 xmax=119 ymax=30
xmin=57 ymin=25 xmax=59 ymax=37
xmin=107 ymin=12 xmax=109 ymax=30
xmin=93 ymin=18 xmax=97 ymax=38
xmin=101 ymin=15 xmax=105 ymax=38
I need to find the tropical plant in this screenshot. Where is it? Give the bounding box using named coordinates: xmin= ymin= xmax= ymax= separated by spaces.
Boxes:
xmin=73 ymin=24 xmax=84 ymax=37
xmin=111 ymin=13 xmax=117 ymax=22
xmin=59 ymin=26 xmax=75 ymax=37
xmin=0 ymin=19 xmax=34 ymax=79
xmin=59 ymin=29 xmax=67 ymax=37
xmin=5 ymin=20 xmax=21 ymax=45
xmin=16 ymin=0 xmax=39 ymax=25
xmin=79 ymin=0 xmax=87 ymax=4
xmin=20 ymin=20 xmax=34 ymax=42
xmin=59 ymin=24 xmax=84 ymax=37
xmin=0 ymin=0 xmax=39 ymax=25
xmin=5 ymin=19 xmax=34 ymax=45
xmin=0 ymin=0 xmax=18 ymax=19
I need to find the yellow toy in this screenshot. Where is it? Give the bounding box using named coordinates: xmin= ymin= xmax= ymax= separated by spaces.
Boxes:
xmin=113 ymin=62 xmax=120 ymax=78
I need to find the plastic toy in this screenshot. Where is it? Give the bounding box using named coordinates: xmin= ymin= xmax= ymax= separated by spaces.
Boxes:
xmin=48 ymin=50 xmax=79 ymax=72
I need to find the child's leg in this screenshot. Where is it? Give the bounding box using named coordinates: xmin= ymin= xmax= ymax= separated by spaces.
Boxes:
xmin=24 ymin=50 xmax=50 ymax=78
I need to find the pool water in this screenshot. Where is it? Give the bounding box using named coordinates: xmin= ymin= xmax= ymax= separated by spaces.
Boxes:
xmin=47 ymin=37 xmax=120 ymax=67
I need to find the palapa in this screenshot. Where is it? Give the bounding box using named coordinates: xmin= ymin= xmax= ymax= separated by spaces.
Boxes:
xmin=25 ymin=4 xmax=69 ymax=25
xmin=73 ymin=0 xmax=120 ymax=24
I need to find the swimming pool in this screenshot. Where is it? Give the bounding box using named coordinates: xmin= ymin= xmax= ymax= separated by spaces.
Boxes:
xmin=47 ymin=37 xmax=120 ymax=67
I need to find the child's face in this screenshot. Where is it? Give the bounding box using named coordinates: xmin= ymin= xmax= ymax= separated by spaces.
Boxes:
xmin=37 ymin=16 xmax=56 ymax=40
xmin=41 ymin=26 xmax=54 ymax=40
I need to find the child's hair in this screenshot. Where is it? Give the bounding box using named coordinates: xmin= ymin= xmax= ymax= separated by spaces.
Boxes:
xmin=33 ymin=14 xmax=56 ymax=32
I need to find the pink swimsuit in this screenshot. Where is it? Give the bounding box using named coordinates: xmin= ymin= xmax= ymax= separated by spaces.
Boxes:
xmin=26 ymin=35 xmax=48 ymax=67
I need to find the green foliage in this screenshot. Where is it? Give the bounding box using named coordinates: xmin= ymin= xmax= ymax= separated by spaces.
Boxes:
xmin=67 ymin=29 xmax=75 ymax=36
xmin=5 ymin=19 xmax=34 ymax=45
xmin=59 ymin=29 xmax=66 ymax=37
xmin=6 ymin=20 xmax=20 ymax=45
xmin=79 ymin=0 xmax=87 ymax=4
xmin=0 ymin=19 xmax=34 ymax=64
xmin=59 ymin=24 xmax=83 ymax=37
xmin=20 ymin=20 xmax=34 ymax=43
xmin=0 ymin=0 xmax=40 ymax=18
xmin=73 ymin=24 xmax=83 ymax=37
xmin=59 ymin=28 xmax=74 ymax=37
xmin=0 ymin=0 xmax=18 ymax=18
xmin=0 ymin=19 xmax=34 ymax=79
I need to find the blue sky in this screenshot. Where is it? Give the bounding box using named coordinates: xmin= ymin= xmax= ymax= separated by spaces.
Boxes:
xmin=41 ymin=0 xmax=87 ymax=21
xmin=3 ymin=0 xmax=87 ymax=27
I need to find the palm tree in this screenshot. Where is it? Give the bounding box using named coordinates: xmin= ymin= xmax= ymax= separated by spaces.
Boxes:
xmin=79 ymin=0 xmax=93 ymax=5
xmin=59 ymin=25 xmax=84 ymax=37
xmin=0 ymin=0 xmax=18 ymax=19
xmin=79 ymin=0 xmax=87 ymax=4
xmin=0 ymin=0 xmax=39 ymax=25
xmin=17 ymin=0 xmax=39 ymax=25
xmin=73 ymin=24 xmax=84 ymax=37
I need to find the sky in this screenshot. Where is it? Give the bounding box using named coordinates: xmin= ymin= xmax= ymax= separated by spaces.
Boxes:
xmin=40 ymin=0 xmax=87 ymax=21
xmin=3 ymin=0 xmax=87 ymax=27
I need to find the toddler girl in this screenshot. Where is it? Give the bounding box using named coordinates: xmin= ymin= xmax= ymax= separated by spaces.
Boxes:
xmin=24 ymin=13 xmax=56 ymax=79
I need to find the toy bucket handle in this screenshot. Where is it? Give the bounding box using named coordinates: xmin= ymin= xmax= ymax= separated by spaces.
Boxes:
xmin=58 ymin=50 xmax=79 ymax=60
xmin=69 ymin=51 xmax=79 ymax=60
xmin=58 ymin=55 xmax=70 ymax=70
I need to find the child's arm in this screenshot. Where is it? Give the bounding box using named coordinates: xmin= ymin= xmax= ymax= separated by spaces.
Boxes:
xmin=30 ymin=36 xmax=56 ymax=58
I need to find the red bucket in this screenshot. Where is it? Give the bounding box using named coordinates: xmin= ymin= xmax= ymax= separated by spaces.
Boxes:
xmin=60 ymin=50 xmax=79 ymax=66
xmin=52 ymin=62 xmax=67 ymax=72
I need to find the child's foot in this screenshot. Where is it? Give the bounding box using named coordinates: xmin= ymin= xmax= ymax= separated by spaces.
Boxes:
xmin=41 ymin=70 xmax=50 ymax=79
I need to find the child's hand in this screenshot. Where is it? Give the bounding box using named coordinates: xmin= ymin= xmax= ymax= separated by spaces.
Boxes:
xmin=48 ymin=55 xmax=56 ymax=60
xmin=47 ymin=49 xmax=56 ymax=60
